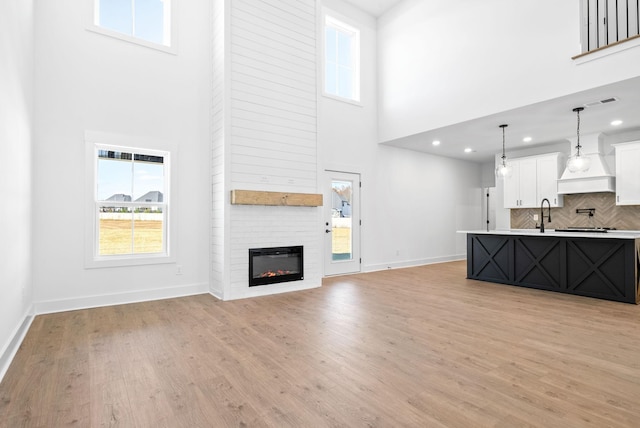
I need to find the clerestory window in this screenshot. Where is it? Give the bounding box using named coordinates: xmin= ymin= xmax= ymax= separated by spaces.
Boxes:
xmin=324 ymin=14 xmax=361 ymax=103
xmin=90 ymin=0 xmax=175 ymax=53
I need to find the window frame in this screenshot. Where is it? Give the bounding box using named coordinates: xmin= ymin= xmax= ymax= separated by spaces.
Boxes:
xmin=84 ymin=131 xmax=177 ymax=268
xmin=87 ymin=0 xmax=178 ymax=55
xmin=323 ymin=13 xmax=361 ymax=104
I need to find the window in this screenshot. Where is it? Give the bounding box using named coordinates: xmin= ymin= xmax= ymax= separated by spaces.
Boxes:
xmin=85 ymin=131 xmax=175 ymax=268
xmin=90 ymin=0 xmax=175 ymax=52
xmin=324 ymin=15 xmax=360 ymax=102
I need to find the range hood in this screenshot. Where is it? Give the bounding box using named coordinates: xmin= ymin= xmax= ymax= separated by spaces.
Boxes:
xmin=557 ymin=133 xmax=615 ymax=194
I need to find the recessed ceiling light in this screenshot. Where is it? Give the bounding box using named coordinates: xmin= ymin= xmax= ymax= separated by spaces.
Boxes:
xmin=523 ymin=137 xmax=532 ymax=143
xmin=432 ymin=140 xmax=441 ymax=146
xmin=611 ymin=119 xmax=623 ymax=126
xmin=464 ymin=148 xmax=473 ymax=153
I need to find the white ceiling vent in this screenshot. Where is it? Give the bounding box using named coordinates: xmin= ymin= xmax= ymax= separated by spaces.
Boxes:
xmin=583 ymin=97 xmax=619 ymax=108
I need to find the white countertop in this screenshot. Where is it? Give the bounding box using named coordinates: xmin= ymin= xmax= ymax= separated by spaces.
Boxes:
xmin=458 ymin=229 xmax=640 ymax=239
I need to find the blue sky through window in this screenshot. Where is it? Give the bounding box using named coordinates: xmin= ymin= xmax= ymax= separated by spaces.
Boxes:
xmin=98 ymin=157 xmax=164 ymax=201
xmin=98 ymin=0 xmax=166 ymax=46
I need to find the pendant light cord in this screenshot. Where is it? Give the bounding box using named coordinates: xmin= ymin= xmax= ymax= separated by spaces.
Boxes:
xmin=500 ymin=124 xmax=508 ymax=164
xmin=573 ymin=107 xmax=583 ymax=156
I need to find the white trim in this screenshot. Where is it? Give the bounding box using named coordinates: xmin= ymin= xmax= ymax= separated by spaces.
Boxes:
xmin=575 ymin=37 xmax=640 ymax=64
xmin=33 ymin=282 xmax=209 ymax=315
xmin=363 ymin=254 xmax=467 ymax=273
xmin=0 ymin=308 xmax=34 ymax=383
xmin=84 ymin=131 xmax=178 ymax=269
xmin=322 ymin=10 xmax=361 ymax=103
xmin=322 ymin=91 xmax=363 ymax=107
xmin=86 ymin=0 xmax=178 ymax=55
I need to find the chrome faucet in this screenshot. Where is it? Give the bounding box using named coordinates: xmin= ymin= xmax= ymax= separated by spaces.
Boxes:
xmin=540 ymin=198 xmax=551 ymax=233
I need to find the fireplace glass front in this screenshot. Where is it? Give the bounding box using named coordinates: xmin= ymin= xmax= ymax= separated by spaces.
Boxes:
xmin=249 ymin=246 xmax=303 ymax=286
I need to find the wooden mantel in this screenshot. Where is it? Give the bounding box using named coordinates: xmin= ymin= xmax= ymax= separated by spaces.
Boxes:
xmin=230 ymin=189 xmax=323 ymax=207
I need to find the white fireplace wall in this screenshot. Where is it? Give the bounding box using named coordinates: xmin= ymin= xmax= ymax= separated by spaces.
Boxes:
xmin=211 ymin=0 xmax=320 ymax=300
xmin=210 ymin=0 xmax=227 ymax=299
xmin=227 ymin=205 xmax=320 ymax=300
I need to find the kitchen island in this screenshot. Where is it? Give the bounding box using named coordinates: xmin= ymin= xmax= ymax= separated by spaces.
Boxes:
xmin=460 ymin=229 xmax=640 ymax=303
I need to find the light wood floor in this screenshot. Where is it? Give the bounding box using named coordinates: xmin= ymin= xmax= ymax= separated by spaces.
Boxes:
xmin=2 ymin=261 xmax=640 ymax=427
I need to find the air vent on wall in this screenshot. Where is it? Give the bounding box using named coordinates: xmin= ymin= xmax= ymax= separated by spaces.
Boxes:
xmin=583 ymin=97 xmax=619 ymax=108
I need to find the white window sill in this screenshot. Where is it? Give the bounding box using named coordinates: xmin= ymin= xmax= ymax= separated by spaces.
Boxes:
xmin=322 ymin=91 xmax=363 ymax=107
xmin=86 ymin=25 xmax=177 ymax=55
xmin=85 ymin=253 xmax=176 ymax=269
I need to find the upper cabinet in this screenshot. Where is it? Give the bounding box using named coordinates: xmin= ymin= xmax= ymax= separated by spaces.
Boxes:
xmin=503 ymin=153 xmax=564 ymax=209
xmin=503 ymin=158 xmax=537 ymax=208
xmin=614 ymin=141 xmax=640 ymax=206
xmin=536 ymin=153 xmax=564 ymax=207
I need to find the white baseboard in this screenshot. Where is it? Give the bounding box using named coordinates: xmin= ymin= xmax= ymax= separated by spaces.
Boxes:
xmin=0 ymin=306 xmax=34 ymax=383
xmin=209 ymin=289 xmax=223 ymax=300
xmin=33 ymin=282 xmax=209 ymax=315
xmin=363 ymin=254 xmax=466 ymax=273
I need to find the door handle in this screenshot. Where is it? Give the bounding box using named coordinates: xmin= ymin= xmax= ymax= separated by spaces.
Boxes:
xmin=325 ymin=229 xmax=331 ymax=233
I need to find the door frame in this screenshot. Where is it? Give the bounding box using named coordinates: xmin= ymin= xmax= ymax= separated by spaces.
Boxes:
xmin=323 ymin=169 xmax=361 ymax=276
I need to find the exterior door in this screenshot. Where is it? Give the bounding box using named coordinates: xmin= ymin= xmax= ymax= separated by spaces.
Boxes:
xmin=324 ymin=171 xmax=360 ymax=276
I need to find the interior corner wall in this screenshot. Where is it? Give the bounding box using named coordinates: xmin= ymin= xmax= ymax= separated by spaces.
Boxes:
xmin=210 ymin=0 xmax=228 ymax=299
xmin=319 ymin=0 xmax=482 ymax=271
xmin=377 ymin=0 xmax=640 ymax=143
xmin=0 ymin=0 xmax=35 ymax=377
xmin=31 ymin=0 xmax=211 ymax=312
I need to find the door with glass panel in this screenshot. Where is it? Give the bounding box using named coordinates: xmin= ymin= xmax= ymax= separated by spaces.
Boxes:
xmin=324 ymin=171 xmax=361 ymax=276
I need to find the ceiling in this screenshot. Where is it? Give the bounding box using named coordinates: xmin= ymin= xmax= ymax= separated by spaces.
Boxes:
xmin=343 ymin=0 xmax=404 ymax=17
xmin=340 ymin=1 xmax=640 ymax=164
xmin=382 ymin=75 xmax=640 ymax=163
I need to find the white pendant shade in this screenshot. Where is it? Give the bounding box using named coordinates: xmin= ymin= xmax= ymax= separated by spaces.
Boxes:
xmin=495 ymin=162 xmax=513 ymax=179
xmin=567 ymin=107 xmax=590 ymax=173
xmin=566 ymin=154 xmax=591 ymax=173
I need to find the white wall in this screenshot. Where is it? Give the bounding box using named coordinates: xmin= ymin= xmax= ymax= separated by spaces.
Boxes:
xmin=319 ymin=0 xmax=482 ymax=271
xmin=211 ymin=0 xmax=228 ymax=298
xmin=31 ymin=0 xmax=211 ymax=312
xmin=378 ymin=0 xmax=640 ymax=142
xmin=0 ymin=0 xmax=35 ymax=378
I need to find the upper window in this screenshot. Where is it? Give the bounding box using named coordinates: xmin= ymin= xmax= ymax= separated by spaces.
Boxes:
xmin=90 ymin=0 xmax=175 ymax=52
xmin=324 ymin=15 xmax=360 ymax=102
xmin=85 ymin=131 xmax=175 ymax=268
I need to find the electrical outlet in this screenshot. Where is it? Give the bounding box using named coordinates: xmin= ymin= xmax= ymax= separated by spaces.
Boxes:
xmin=533 ymin=214 xmax=539 ymax=221
xmin=396 ymin=250 xmax=400 ymax=256
xmin=176 ymin=265 xmax=183 ymax=275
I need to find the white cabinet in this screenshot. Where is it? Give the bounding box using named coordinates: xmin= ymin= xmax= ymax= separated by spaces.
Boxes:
xmin=503 ymin=153 xmax=563 ymax=209
xmin=614 ymin=141 xmax=640 ymax=205
xmin=503 ymin=158 xmax=537 ymax=208
xmin=536 ymin=153 xmax=564 ymax=207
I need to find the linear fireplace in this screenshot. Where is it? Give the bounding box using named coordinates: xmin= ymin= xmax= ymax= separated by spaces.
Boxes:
xmin=249 ymin=246 xmax=303 ymax=287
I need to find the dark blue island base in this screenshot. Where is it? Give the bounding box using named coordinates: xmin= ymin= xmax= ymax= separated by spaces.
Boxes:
xmin=466 ymin=233 xmax=640 ymax=304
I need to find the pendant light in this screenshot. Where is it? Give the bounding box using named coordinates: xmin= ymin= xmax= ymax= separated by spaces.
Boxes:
xmin=566 ymin=107 xmax=591 ymax=173
xmin=495 ymin=124 xmax=513 ymax=179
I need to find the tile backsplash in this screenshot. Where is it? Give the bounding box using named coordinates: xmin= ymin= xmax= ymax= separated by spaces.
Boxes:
xmin=510 ymin=193 xmax=640 ymax=230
